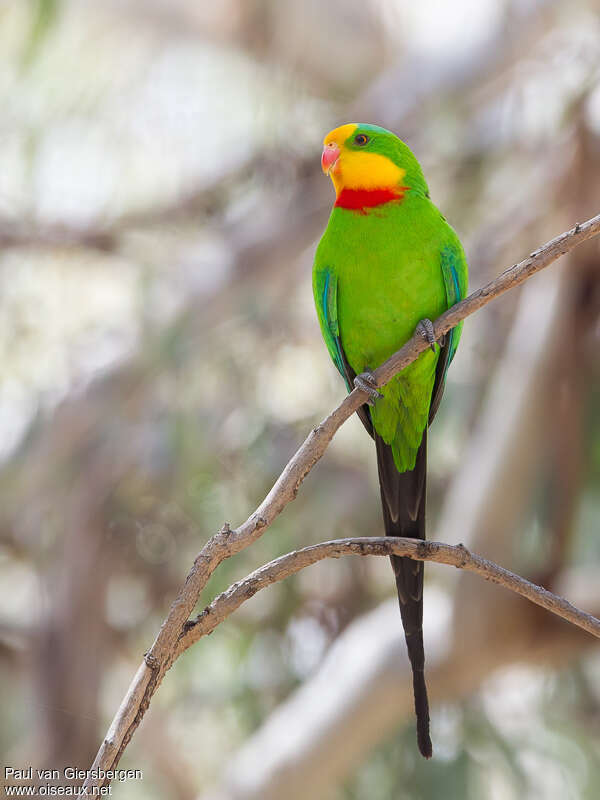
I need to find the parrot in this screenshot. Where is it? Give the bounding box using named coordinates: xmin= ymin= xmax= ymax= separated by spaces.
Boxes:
xmin=313 ymin=123 xmax=468 ymax=758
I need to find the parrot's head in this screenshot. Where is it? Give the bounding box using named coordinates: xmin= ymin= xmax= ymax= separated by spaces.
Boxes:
xmin=321 ymin=123 xmax=428 ymax=207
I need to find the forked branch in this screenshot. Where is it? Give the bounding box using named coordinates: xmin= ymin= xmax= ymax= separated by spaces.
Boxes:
xmin=83 ymin=213 xmax=600 ymax=795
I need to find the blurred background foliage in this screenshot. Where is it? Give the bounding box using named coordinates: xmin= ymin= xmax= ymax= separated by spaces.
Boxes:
xmin=1 ymin=0 xmax=600 ymax=798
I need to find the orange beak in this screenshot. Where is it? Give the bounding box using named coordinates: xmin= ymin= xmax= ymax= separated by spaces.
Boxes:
xmin=321 ymin=142 xmax=340 ymax=174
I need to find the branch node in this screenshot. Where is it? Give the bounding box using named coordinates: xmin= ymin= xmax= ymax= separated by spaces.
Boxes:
xmin=219 ymin=522 xmax=232 ymax=537
xmin=253 ymin=515 xmax=267 ymax=531
xmin=455 ymin=542 xmax=470 ymax=568
xmin=243 ymin=579 xmax=259 ymax=599
xmin=182 ymin=619 xmax=198 ymax=634
xmin=144 ymin=652 xmax=160 ymax=670
xmin=574 ymin=222 xmax=582 ymax=233
xmin=416 ymin=540 xmax=432 ymax=559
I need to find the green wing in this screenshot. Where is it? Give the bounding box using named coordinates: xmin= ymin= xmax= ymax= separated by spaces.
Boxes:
xmin=313 ymin=267 xmax=352 ymax=391
xmin=440 ymin=242 xmax=468 ymax=363
xmin=313 ymin=265 xmax=375 ymax=436
xmin=428 ymin=241 xmax=468 ymax=424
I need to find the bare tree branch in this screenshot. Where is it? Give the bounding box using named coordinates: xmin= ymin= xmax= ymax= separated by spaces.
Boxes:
xmin=83 ymin=212 xmax=600 ymax=795
xmin=177 ymin=537 xmax=600 ymax=656
xmin=209 ymin=246 xmax=579 ymax=800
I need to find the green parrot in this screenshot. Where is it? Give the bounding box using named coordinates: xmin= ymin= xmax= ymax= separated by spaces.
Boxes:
xmin=313 ymin=123 xmax=468 ymax=758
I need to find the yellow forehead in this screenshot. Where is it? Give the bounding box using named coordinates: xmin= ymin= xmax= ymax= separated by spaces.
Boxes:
xmin=323 ymin=123 xmax=358 ymax=147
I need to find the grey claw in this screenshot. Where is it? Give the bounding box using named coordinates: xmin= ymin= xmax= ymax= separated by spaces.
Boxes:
xmin=416 ymin=318 xmax=437 ymax=352
xmin=354 ymin=371 xmax=383 ymax=406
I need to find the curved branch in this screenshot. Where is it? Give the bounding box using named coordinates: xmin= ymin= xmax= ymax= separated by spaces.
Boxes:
xmin=177 ymin=538 xmax=600 ymax=658
xmin=83 ymin=212 xmax=600 ymax=795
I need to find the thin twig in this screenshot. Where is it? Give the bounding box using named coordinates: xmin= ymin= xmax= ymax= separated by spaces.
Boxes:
xmin=83 ymin=213 xmax=600 ymax=795
xmin=176 ymin=538 xmax=600 ymax=657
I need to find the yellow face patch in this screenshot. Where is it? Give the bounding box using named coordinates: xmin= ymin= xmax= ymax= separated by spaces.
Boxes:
xmin=323 ymin=124 xmax=405 ymax=197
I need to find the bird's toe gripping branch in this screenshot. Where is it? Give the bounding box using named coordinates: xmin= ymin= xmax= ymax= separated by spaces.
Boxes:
xmin=353 ymin=371 xmax=383 ymax=406
xmin=416 ymin=318 xmax=437 ymax=352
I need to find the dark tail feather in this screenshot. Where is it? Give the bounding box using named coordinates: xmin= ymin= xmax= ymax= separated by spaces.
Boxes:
xmin=375 ymin=430 xmax=432 ymax=759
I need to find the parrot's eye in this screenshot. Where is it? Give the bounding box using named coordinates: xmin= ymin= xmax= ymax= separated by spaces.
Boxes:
xmin=354 ymin=133 xmax=369 ymax=146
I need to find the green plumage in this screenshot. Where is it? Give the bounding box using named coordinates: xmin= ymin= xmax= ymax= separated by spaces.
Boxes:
xmin=314 ymin=133 xmax=467 ymax=471
xmin=313 ymin=124 xmax=468 ymax=758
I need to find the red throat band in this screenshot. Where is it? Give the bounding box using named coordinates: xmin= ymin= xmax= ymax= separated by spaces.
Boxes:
xmin=335 ymin=186 xmax=407 ymax=211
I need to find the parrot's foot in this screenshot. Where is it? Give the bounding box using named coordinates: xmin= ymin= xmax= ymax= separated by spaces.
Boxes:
xmin=416 ymin=318 xmax=437 ymax=352
xmin=354 ymin=371 xmax=383 ymax=406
